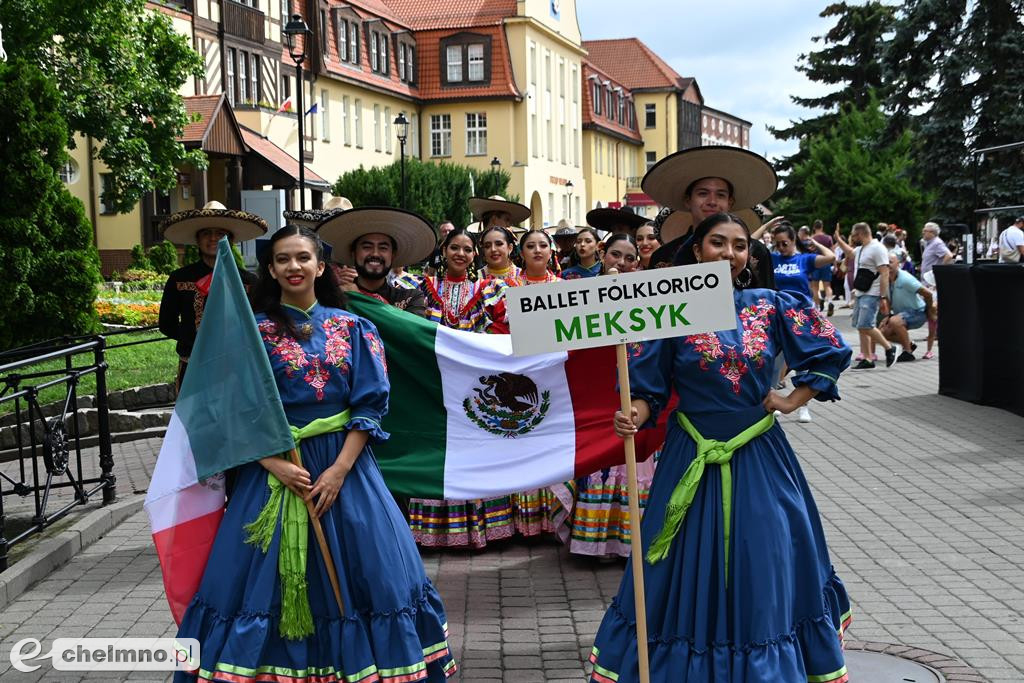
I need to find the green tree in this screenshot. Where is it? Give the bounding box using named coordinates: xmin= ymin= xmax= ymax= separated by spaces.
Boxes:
xmin=884 ymin=0 xmax=1024 ymax=222
xmin=334 ymin=159 xmax=513 ymax=229
xmin=784 ymin=95 xmax=931 ymax=243
xmin=770 ymin=2 xmax=894 ymax=179
xmin=0 ymin=0 xmax=206 ymax=213
xmin=0 ymin=60 xmax=101 ymax=349
xmin=146 ymin=240 xmax=180 ymax=275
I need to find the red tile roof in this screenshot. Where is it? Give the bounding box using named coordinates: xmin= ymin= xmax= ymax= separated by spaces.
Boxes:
xmin=583 ymin=38 xmax=692 ymax=92
xmin=240 ymin=125 xmax=330 ymax=188
xmin=180 ymin=95 xmax=224 ymax=144
xmin=343 ymin=0 xmax=411 ymax=29
xmin=413 ymin=26 xmax=520 ymax=100
xmin=581 ymin=62 xmax=642 ymax=143
xmin=381 ymin=0 xmax=516 ymax=30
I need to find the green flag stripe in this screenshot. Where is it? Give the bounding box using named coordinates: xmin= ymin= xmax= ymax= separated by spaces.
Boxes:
xmin=176 ymin=238 xmax=294 ymax=480
xmin=344 ymin=293 xmax=446 ymax=498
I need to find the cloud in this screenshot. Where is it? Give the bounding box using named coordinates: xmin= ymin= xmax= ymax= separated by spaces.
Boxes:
xmin=577 ymin=0 xmax=836 ymax=162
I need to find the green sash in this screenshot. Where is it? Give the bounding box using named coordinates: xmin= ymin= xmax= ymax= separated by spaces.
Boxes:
xmin=646 ymin=411 xmax=776 ymax=584
xmin=244 ymin=410 xmax=351 ymax=639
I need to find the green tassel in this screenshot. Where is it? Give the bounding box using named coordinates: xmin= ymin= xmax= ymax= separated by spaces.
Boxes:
xmin=646 ymin=502 xmax=685 ymax=564
xmin=243 ymin=482 xmax=283 ymax=552
xmin=279 ymin=571 xmax=314 ymax=639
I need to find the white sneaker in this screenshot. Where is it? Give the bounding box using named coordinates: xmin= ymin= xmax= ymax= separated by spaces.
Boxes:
xmin=797 ymin=405 xmax=812 ymax=423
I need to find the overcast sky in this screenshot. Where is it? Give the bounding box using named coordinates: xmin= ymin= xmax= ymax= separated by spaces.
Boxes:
xmin=577 ymin=0 xmax=835 ymax=163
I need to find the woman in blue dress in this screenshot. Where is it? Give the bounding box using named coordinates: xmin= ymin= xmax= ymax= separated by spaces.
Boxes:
xmin=589 ymin=212 xmax=852 ymax=683
xmin=561 ymin=227 xmax=603 ymax=279
xmin=176 ymin=225 xmax=456 ymax=683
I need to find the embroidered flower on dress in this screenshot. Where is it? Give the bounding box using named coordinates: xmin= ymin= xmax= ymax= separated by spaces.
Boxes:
xmin=258 ymin=320 xmax=309 ymax=378
xmin=363 ymin=332 xmax=388 ymax=373
xmin=809 ymin=309 xmax=842 ymax=348
xmin=304 ymin=356 xmax=330 ymax=400
xmin=685 ymin=332 xmax=725 ymax=370
xmin=322 ymin=316 xmax=355 ymax=373
xmin=739 ymin=299 xmax=776 ymax=368
xmin=720 ymin=348 xmax=748 ymax=394
xmin=628 ymin=342 xmax=644 ymax=358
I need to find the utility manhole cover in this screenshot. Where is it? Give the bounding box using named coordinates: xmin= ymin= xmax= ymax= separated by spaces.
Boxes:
xmin=847 ymin=651 xmax=942 ymax=682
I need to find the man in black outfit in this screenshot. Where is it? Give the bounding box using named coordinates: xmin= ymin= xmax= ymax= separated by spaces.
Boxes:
xmin=158 ymin=201 xmax=268 ymax=390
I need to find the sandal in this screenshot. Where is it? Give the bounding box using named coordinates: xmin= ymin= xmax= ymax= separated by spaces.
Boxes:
xmin=922 ymin=351 xmax=935 ymax=360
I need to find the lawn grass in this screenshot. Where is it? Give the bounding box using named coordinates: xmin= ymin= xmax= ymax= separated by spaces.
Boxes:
xmin=1 ymin=330 xmax=178 ymax=415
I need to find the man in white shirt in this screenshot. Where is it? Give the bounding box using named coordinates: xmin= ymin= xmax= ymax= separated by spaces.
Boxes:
xmin=849 ymin=222 xmax=900 ymax=369
xmin=998 ymin=217 xmax=1024 ymax=263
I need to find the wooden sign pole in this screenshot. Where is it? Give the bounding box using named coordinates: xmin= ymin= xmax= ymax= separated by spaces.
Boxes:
xmin=288 ymin=448 xmax=346 ymax=617
xmin=615 ymin=342 xmax=652 ymax=683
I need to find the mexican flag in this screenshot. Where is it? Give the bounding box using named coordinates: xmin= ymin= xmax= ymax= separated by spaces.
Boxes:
xmin=145 ymin=239 xmax=294 ymax=623
xmin=345 ymin=294 xmax=666 ymax=499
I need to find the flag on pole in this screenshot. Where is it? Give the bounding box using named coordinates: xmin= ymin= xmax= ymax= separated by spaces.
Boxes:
xmin=344 ymin=294 xmax=667 ymax=499
xmin=145 ymin=238 xmax=295 ymax=623
xmin=275 ymin=95 xmax=295 ymax=114
xmin=305 ymin=102 xmax=319 ymax=116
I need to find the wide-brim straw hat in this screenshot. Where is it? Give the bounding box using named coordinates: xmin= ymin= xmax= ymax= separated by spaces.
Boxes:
xmin=657 ymin=207 xmax=763 ymax=244
xmin=283 ymin=196 xmax=354 ymax=230
xmin=544 ymin=219 xmax=578 ymax=238
xmin=468 ymin=195 xmax=531 ymax=225
xmin=642 ymin=146 xmax=777 ymax=213
xmin=161 ymin=200 xmax=268 ymax=244
xmin=315 ymin=207 xmax=437 ymax=268
xmin=586 ymin=207 xmax=649 ymax=232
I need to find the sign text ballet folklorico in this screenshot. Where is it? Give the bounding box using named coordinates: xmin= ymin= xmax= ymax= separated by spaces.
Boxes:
xmin=504 ymin=261 xmax=735 ymax=356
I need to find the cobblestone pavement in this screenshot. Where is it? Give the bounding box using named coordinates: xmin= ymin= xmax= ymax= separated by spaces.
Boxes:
xmin=1 ymin=308 xmax=1023 ymax=681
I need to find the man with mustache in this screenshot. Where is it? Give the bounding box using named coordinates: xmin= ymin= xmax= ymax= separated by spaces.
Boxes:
xmin=318 ymin=207 xmax=436 ymax=317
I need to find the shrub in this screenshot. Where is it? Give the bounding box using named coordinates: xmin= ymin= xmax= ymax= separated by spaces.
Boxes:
xmin=147 ymin=240 xmax=179 ymax=274
xmin=130 ymin=243 xmax=153 ymax=270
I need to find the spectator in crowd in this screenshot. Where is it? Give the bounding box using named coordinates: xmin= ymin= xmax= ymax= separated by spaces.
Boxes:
xmin=425 ymin=220 xmax=457 ymax=275
xmin=846 ymin=222 xmax=900 ymax=369
xmin=810 ymin=219 xmax=836 ymax=314
xmin=920 ymin=222 xmax=953 ymax=275
xmin=879 ymin=252 xmax=935 ymax=362
xmin=998 ymin=217 xmax=1024 ymax=263
xmin=158 ymin=201 xmax=265 ymax=390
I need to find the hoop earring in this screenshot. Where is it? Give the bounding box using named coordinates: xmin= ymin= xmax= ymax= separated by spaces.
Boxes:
xmin=734 ymin=267 xmax=753 ymax=288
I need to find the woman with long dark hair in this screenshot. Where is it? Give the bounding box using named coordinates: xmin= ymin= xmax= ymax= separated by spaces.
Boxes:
xmin=479 ymin=225 xmax=522 ymax=283
xmin=408 ymin=227 xmax=517 ymax=548
xmin=587 ymin=209 xmax=852 ymax=682
xmin=635 ymin=222 xmax=661 ymax=270
xmin=176 ymin=225 xmax=456 ymax=682
xmin=561 ymin=227 xmax=603 ymax=279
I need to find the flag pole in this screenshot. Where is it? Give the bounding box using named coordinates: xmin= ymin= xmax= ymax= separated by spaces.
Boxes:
xmin=288 ymin=448 xmax=346 ymax=616
xmin=608 ymin=267 xmax=651 ymax=683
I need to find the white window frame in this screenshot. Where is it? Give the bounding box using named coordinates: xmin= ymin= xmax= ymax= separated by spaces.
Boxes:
xmin=342 ymin=95 xmax=350 ymax=145
xmin=370 ymin=32 xmax=379 ymax=72
xmin=385 ymin=106 xmax=392 ymax=154
xmin=373 ymin=103 xmax=381 ymax=151
xmin=446 ymin=45 xmax=462 ymax=82
xmin=468 ymin=43 xmax=484 ymax=81
xmin=466 ymin=112 xmax=487 ymax=156
xmin=337 ymin=18 xmax=348 ymax=62
xmin=320 ymin=90 xmax=329 ymax=141
xmin=349 ymin=22 xmax=359 ymax=63
xmin=430 ymin=114 xmax=452 ymax=157
xmin=226 ymin=48 xmax=236 ymax=105
xmin=354 ymin=98 xmax=363 ymax=148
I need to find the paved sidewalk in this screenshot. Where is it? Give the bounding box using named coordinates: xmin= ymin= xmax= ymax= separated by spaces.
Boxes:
xmin=1 ymin=309 xmax=1023 ymax=681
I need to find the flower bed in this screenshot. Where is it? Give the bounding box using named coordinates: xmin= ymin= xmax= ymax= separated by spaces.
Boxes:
xmin=95 ymin=300 xmax=160 ymax=327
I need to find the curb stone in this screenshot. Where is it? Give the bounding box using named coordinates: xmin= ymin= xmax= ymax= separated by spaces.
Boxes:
xmin=0 ymin=494 xmax=144 ymax=612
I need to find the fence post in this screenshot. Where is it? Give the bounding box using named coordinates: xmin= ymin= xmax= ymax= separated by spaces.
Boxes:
xmin=94 ymin=336 xmax=116 ymax=505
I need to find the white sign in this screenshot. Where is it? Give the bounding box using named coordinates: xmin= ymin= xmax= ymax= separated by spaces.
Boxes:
xmin=505 ymin=261 xmax=736 ymax=356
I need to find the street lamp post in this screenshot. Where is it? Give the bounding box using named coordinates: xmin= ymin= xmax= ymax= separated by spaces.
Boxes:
xmin=566 ymin=180 xmax=574 ymax=222
xmin=490 ymin=156 xmax=501 ymax=173
xmin=283 ymin=14 xmax=312 ymax=211
xmin=394 ymin=112 xmax=410 ymax=209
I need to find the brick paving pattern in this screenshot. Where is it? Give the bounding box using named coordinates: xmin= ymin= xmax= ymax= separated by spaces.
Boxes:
xmin=0 ymin=309 xmax=1021 ymax=681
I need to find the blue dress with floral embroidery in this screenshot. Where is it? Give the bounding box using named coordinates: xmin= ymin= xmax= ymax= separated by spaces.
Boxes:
xmin=175 ymin=303 xmax=456 ymax=683
xmin=588 ymin=289 xmax=852 ymax=683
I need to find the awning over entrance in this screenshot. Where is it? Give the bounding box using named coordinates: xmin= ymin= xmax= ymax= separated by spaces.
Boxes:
xmin=240 ymin=125 xmax=331 ymax=191
xmin=625 ymin=192 xmax=656 ymax=207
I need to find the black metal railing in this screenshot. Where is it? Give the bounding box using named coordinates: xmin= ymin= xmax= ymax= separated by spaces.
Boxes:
xmin=0 ymin=327 xmax=165 ymax=571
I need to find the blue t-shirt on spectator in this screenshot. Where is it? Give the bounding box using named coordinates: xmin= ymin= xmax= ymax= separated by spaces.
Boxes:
xmin=771 ymin=252 xmax=818 ymax=297
xmin=890 ymin=269 xmax=926 ymax=314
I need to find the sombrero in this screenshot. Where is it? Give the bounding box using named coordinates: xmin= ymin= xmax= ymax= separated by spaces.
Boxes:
xmin=648 ymin=207 xmax=762 ymax=267
xmin=283 ymin=196 xmax=354 ymax=230
xmin=315 ymin=207 xmax=437 ymax=268
xmin=586 ymin=207 xmax=648 ymax=232
xmin=161 ymin=200 xmax=268 ymax=244
xmin=468 ymin=195 xmax=531 ymax=225
xmin=642 ymin=146 xmax=777 ymax=212
xmin=544 ymin=219 xmax=578 ymax=238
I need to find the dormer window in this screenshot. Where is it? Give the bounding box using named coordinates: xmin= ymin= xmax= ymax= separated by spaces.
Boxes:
xmin=395 ymin=36 xmax=416 ymax=84
xmin=365 ymin=21 xmax=389 ymax=75
xmin=441 ymin=33 xmax=492 ymax=87
xmin=334 ymin=9 xmax=360 ymax=66
xmin=592 ymin=81 xmax=601 ymax=115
